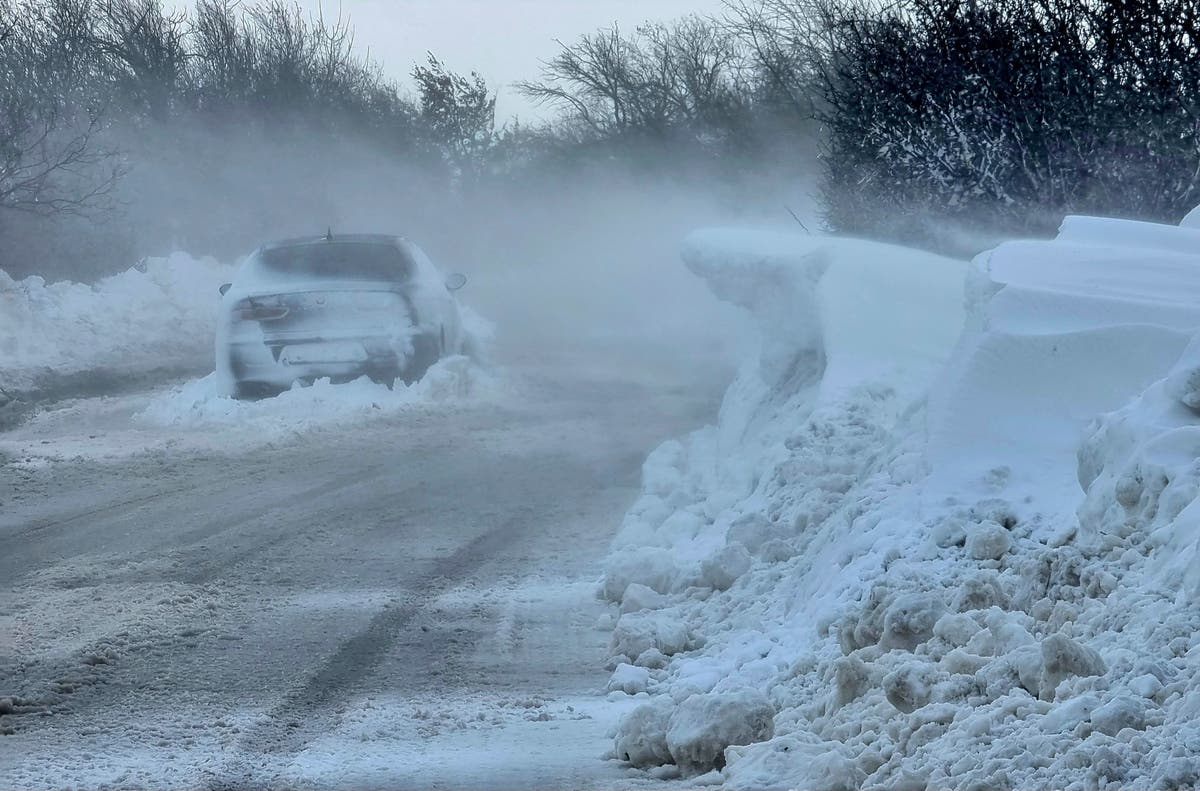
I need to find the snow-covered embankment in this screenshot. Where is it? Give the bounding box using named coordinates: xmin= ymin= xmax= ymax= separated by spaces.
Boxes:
xmin=0 ymin=254 xmax=232 ymax=396
xmin=600 ymin=219 xmax=1200 ymax=789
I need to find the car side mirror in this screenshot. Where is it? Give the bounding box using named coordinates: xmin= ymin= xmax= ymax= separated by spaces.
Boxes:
xmin=219 ymin=283 xmax=232 ymax=296
xmin=445 ymin=273 xmax=467 ymax=292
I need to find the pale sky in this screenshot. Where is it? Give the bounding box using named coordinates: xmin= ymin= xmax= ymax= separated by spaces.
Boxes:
xmin=280 ymin=1 xmax=729 ymax=120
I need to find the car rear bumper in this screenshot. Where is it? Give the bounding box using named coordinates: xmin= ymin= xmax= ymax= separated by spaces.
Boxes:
xmin=222 ymin=330 xmax=440 ymax=395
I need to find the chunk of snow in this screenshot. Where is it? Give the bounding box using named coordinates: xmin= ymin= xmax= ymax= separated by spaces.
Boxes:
xmin=881 ymin=592 xmax=945 ymax=651
xmin=1130 ymin=673 xmax=1164 ymax=699
xmin=699 ymin=543 xmax=752 ymax=591
xmin=724 ymin=734 xmax=864 ymax=791
xmin=613 ymin=696 xmax=674 ymax=768
xmin=1090 ymin=696 xmax=1147 ymax=736
xmin=607 ymin=663 xmax=652 ymax=695
xmin=933 ymin=612 xmax=982 ymax=648
xmin=601 ymin=548 xmax=680 ymax=603
xmin=664 ymin=690 xmax=775 ymax=773
xmin=1041 ymin=694 xmax=1102 ymax=733
xmin=967 ymin=521 xmax=1012 ymax=560
xmin=619 ymin=583 xmax=668 ymax=615
xmin=882 ymin=661 xmax=938 ymax=713
xmin=609 ymin=611 xmax=689 ymax=663
xmin=634 ymin=648 xmax=671 ymax=669
xmin=1041 ymin=633 xmax=1106 ymax=700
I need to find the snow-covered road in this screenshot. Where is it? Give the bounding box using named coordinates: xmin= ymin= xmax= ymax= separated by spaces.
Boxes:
xmin=0 ymin=347 xmax=726 ymax=789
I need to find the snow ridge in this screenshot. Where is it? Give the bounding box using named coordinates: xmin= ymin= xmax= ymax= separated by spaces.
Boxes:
xmin=600 ymin=219 xmax=1200 ymax=789
xmin=0 ymin=254 xmax=233 ymax=394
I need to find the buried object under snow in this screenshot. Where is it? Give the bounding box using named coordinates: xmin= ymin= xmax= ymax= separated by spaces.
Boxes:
xmin=215 ymin=233 xmax=470 ymax=399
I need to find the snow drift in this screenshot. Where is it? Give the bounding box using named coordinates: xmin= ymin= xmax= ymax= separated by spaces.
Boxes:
xmin=601 ymin=217 xmax=1200 ymax=789
xmin=137 ymin=354 xmax=495 ymax=434
xmin=0 ymin=254 xmax=232 ymax=395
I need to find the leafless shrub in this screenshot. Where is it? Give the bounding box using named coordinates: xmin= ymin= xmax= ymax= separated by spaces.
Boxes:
xmin=808 ymin=0 xmax=1200 ymax=247
xmin=0 ymin=0 xmax=122 ymax=217
xmin=518 ymin=17 xmax=753 ymax=157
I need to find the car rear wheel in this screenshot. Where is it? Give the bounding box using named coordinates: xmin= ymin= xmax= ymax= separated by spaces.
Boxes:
xmin=232 ymin=381 xmax=283 ymax=401
xmin=401 ymin=332 xmax=441 ymax=385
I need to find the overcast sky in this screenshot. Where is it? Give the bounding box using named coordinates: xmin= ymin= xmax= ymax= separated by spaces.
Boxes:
xmin=290 ymin=1 xmax=729 ymax=120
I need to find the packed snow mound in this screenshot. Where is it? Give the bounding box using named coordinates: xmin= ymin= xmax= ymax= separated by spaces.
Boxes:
xmin=602 ymin=218 xmax=1200 ymax=789
xmin=0 ymin=254 xmax=232 ymax=393
xmin=666 ymin=689 xmax=776 ymax=772
xmin=1078 ymin=332 xmax=1200 ymax=606
xmin=606 ymin=231 xmax=965 ymax=568
xmin=613 ymin=690 xmax=776 ymax=773
xmin=682 ymin=229 xmax=966 ymax=405
xmin=609 ymin=609 xmax=692 ymax=663
xmin=927 ymin=217 xmax=1200 ymax=543
xmin=136 ymin=355 xmax=495 ymax=435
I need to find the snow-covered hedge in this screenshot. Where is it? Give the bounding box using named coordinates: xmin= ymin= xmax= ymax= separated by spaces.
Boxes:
xmin=601 ymin=218 xmax=1200 ymax=789
xmin=0 ymin=254 xmax=232 ymax=394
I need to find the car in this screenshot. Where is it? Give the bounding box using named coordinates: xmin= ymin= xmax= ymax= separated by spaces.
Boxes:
xmin=215 ymin=232 xmax=468 ymax=399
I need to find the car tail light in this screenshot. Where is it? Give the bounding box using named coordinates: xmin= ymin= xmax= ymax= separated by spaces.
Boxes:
xmin=233 ymin=296 xmax=289 ymax=321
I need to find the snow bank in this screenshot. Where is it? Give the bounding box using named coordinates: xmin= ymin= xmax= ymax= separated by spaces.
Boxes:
xmin=0 ymin=254 xmax=233 ymax=393
xmin=926 ymin=220 xmax=1200 ymax=541
xmin=1078 ymin=334 xmax=1200 ymax=605
xmin=601 ymin=217 xmax=1200 ymax=789
xmin=136 ymin=355 xmax=495 ymax=435
xmin=0 ymin=355 xmax=499 ymax=466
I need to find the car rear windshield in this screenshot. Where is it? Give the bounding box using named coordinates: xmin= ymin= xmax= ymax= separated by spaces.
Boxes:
xmin=259 ymin=241 xmax=413 ymax=281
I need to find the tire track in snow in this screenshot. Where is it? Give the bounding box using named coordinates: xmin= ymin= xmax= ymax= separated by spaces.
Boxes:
xmin=172 ymin=466 xmax=386 ymax=586
xmin=204 ymin=507 xmax=534 ymax=791
xmin=0 ymin=465 xmax=381 ymax=585
xmin=0 ymin=484 xmax=193 ymax=583
xmin=0 ymin=468 xmax=386 ymax=727
xmin=3 ymin=487 xmax=188 ymax=540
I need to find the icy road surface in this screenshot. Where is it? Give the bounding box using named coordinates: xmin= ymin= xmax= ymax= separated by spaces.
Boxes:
xmin=0 ymin=347 xmax=725 ymax=789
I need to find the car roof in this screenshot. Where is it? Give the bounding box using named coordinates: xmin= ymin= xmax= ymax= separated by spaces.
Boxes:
xmin=261 ymin=233 xmax=410 ymax=251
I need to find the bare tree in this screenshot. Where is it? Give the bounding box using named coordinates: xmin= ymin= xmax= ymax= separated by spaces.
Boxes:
xmin=724 ymin=0 xmax=842 ymax=118
xmin=808 ymin=0 xmax=1200 ymax=246
xmin=93 ymin=0 xmax=189 ymax=121
xmin=412 ymin=53 xmax=496 ymax=184
xmin=0 ymin=0 xmax=122 ymax=217
xmin=188 ymin=0 xmax=257 ymax=111
xmin=0 ymin=109 xmax=122 ymax=216
xmin=518 ymin=26 xmax=637 ymax=138
xmin=517 ymin=17 xmax=752 ymax=152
